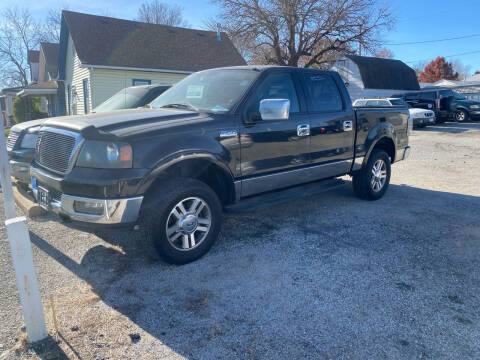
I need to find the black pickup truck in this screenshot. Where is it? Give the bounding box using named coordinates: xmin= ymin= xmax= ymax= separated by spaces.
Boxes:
xmin=31 ymin=66 xmax=410 ymax=264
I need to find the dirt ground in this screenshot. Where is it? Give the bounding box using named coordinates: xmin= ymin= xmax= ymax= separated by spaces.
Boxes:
xmin=1 ymin=121 xmax=480 ymax=359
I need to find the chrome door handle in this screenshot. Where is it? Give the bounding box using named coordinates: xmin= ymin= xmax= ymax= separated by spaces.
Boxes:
xmin=297 ymin=124 xmax=310 ymax=136
xmin=343 ymin=120 xmax=353 ymax=131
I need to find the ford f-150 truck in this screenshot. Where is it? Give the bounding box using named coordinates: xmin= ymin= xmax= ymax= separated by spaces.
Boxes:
xmin=31 ymin=66 xmax=411 ymax=264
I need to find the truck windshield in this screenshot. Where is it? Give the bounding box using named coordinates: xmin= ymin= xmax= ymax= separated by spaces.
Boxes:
xmin=93 ymin=87 xmax=150 ymax=112
xmin=151 ymin=69 xmax=259 ymax=113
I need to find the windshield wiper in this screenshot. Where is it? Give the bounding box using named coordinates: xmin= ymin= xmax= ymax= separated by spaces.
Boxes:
xmin=159 ymin=103 xmax=199 ymax=111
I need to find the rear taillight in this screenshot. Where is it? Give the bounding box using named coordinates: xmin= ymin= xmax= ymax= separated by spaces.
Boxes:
xmin=435 ymin=99 xmax=440 ymax=109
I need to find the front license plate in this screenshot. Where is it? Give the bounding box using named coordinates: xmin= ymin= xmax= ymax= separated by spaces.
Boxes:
xmin=38 ymin=186 xmax=50 ymax=210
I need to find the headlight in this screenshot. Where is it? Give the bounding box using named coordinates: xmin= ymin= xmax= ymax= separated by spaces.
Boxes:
xmin=469 ymin=105 xmax=480 ymax=109
xmin=413 ymin=113 xmax=423 ymax=118
xmin=20 ymin=133 xmax=38 ymax=149
xmin=76 ymin=140 xmax=133 ymax=168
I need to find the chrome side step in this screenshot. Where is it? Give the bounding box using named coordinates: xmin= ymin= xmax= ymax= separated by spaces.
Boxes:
xmin=224 ymin=178 xmax=346 ymax=213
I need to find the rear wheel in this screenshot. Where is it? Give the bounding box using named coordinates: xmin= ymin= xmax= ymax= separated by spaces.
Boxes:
xmin=455 ymin=109 xmax=469 ymax=122
xmin=141 ymin=178 xmax=222 ymax=264
xmin=352 ymin=149 xmax=391 ymax=200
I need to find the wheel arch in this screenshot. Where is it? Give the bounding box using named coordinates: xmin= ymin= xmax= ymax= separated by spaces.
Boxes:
xmin=139 ymin=153 xmax=237 ymax=206
xmin=365 ymin=135 xmax=396 ymax=166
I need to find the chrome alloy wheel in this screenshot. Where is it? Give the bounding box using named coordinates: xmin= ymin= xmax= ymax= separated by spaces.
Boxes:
xmin=455 ymin=110 xmax=466 ymax=122
xmin=166 ymin=197 xmax=211 ymax=251
xmin=371 ymin=159 xmax=387 ymax=192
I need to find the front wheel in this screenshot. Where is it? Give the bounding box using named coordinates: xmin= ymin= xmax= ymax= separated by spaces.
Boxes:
xmin=352 ymin=149 xmax=391 ymax=200
xmin=455 ymin=109 xmax=469 ymax=122
xmin=141 ymin=178 xmax=222 ymax=264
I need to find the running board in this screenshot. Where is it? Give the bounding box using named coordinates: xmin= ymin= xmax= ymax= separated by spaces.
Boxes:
xmin=224 ymin=178 xmax=347 ymax=213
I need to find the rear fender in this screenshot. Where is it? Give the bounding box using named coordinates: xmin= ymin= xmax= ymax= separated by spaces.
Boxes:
xmin=362 ymin=122 xmax=397 ymax=166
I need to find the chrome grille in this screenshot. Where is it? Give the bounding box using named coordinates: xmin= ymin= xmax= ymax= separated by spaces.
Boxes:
xmin=6 ymin=131 xmax=20 ymax=150
xmin=36 ymin=131 xmax=76 ymax=173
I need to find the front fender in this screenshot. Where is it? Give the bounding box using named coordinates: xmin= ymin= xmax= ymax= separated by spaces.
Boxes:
xmin=137 ymin=150 xmax=234 ymax=194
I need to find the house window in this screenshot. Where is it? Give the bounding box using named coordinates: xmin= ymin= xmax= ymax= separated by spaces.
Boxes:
xmin=132 ymin=79 xmax=151 ymax=86
xmin=71 ymin=85 xmax=77 ymax=115
xmin=83 ymin=78 xmax=89 ymax=114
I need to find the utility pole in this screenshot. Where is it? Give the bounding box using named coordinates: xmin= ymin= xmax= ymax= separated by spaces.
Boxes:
xmin=0 ymin=121 xmax=47 ymax=342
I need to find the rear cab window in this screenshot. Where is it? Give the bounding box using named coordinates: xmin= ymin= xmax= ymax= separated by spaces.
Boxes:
xmin=301 ymin=73 xmax=343 ymax=112
xmin=419 ymin=92 xmax=436 ymax=101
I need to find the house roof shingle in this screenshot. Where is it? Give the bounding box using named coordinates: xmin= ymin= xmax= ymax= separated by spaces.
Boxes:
xmin=346 ymin=55 xmax=420 ymax=91
xmin=61 ymin=10 xmax=246 ymax=73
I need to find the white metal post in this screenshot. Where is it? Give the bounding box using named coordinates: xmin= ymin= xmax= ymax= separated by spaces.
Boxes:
xmin=0 ymin=121 xmax=47 ymax=342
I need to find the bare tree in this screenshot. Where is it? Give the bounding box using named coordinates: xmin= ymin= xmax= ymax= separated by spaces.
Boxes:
xmin=43 ymin=7 xmax=65 ymax=43
xmin=451 ymin=59 xmax=472 ymax=81
xmin=137 ymin=0 xmax=188 ymax=27
xmin=375 ymin=48 xmax=394 ymax=59
xmin=213 ymin=0 xmax=393 ymax=67
xmin=0 ymin=7 xmax=47 ymax=87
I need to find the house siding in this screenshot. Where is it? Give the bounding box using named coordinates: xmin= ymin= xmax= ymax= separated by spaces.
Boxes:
xmin=331 ymin=58 xmax=401 ymax=102
xmin=90 ymin=69 xmax=186 ymax=109
xmin=64 ymin=34 xmax=91 ymax=115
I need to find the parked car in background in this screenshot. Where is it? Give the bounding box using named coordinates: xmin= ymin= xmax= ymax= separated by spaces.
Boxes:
xmin=353 ymin=98 xmax=435 ymax=128
xmin=6 ymin=119 xmax=44 ymax=188
xmin=393 ymin=89 xmax=480 ymax=123
xmin=30 ymin=66 xmax=410 ymax=264
xmin=6 ymin=85 xmax=171 ymax=188
xmin=92 ymin=84 xmax=171 ymax=113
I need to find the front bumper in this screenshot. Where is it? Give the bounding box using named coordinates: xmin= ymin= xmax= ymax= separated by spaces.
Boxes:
xmin=10 ymin=160 xmax=31 ymax=184
xmin=413 ymin=116 xmax=435 ymax=126
xmin=32 ymin=187 xmax=143 ymax=224
xmin=30 ymin=163 xmax=148 ymax=225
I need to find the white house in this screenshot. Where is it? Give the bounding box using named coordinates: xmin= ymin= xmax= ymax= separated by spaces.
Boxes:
xmin=330 ymin=55 xmax=420 ymax=101
xmin=57 ymin=11 xmax=246 ymax=115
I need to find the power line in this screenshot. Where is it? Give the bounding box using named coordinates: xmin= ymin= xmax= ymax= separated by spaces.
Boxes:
xmin=386 ymin=33 xmax=480 ymax=46
xmin=405 ymin=49 xmax=480 ymax=64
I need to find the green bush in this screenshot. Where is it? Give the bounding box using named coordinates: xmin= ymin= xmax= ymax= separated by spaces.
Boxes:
xmin=12 ymin=96 xmax=48 ymax=124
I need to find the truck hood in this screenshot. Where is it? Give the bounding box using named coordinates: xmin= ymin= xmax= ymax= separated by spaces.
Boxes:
xmin=458 ymin=100 xmax=480 ymax=107
xmin=409 ymin=108 xmax=434 ymax=116
xmin=41 ymin=108 xmax=209 ymax=138
xmin=11 ymin=119 xmax=45 ymax=132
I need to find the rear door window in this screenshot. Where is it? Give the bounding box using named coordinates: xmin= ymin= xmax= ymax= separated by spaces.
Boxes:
xmin=302 ymin=74 xmax=343 ymax=112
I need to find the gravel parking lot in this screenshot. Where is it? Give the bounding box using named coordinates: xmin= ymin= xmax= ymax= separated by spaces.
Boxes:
xmin=1 ymin=122 xmax=480 ymax=359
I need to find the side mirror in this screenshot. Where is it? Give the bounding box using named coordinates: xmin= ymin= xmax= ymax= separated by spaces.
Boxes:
xmin=427 ymin=103 xmax=433 ymax=109
xmin=259 ymin=99 xmax=290 ymax=121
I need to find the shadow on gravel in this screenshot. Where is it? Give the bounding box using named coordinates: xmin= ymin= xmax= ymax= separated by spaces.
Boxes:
xmin=28 ymin=183 xmax=480 ymax=359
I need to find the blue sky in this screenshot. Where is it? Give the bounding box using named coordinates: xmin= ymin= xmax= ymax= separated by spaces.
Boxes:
xmin=4 ymin=0 xmax=480 ymax=75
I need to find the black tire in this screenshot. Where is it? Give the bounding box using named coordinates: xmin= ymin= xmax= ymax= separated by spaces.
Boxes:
xmin=141 ymin=178 xmax=222 ymax=264
xmin=352 ymin=149 xmax=391 ymax=201
xmin=455 ymin=109 xmax=469 ymax=122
